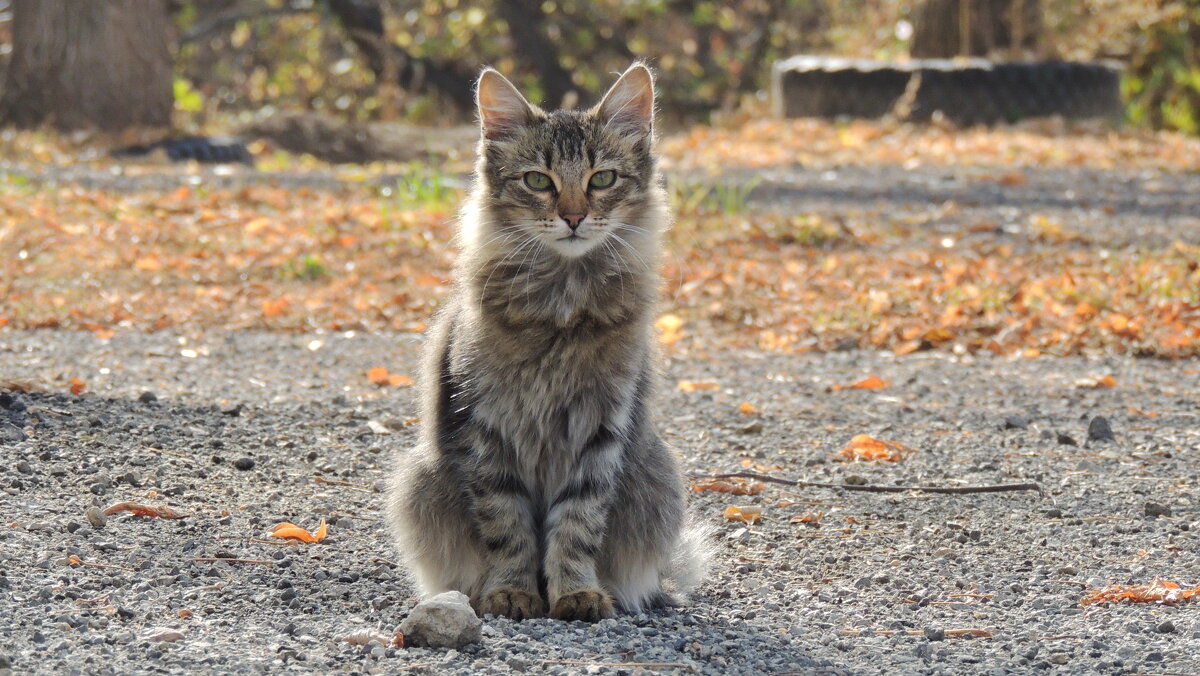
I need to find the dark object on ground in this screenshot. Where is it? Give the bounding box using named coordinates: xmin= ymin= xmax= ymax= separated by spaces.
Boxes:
xmin=240 ymin=111 xmax=475 ymax=164
xmin=112 ymin=136 xmax=253 ymax=165
xmin=233 ymin=457 xmax=255 ymax=471
xmin=1055 ymin=431 xmax=1078 ymax=446
xmin=772 ymin=56 xmax=1122 ymax=125
xmin=1002 ymin=415 xmax=1029 ymax=430
xmin=1144 ymin=502 xmax=1172 ymax=518
xmin=1087 ymin=415 xmax=1115 ymax=442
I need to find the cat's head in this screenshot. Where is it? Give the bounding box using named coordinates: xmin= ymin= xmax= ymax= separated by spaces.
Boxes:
xmin=470 ymin=64 xmax=661 ymax=260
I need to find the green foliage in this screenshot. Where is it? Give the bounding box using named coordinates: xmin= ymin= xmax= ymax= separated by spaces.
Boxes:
xmin=1123 ymin=1 xmax=1200 ymax=135
xmin=281 ymin=254 xmax=330 ymax=281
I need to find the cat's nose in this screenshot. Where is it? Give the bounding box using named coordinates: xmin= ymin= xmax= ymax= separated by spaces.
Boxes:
xmin=560 ymin=211 xmax=587 ymax=230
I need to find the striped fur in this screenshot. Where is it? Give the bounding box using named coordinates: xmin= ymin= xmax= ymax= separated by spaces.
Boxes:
xmin=386 ymin=64 xmax=709 ymax=621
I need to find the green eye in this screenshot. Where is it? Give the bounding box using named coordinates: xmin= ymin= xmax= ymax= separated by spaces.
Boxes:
xmin=524 ymin=171 xmax=553 ymax=191
xmin=589 ymin=170 xmax=616 ymax=189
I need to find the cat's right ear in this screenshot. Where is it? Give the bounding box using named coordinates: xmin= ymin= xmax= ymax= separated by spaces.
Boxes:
xmin=477 ymin=68 xmax=537 ymax=141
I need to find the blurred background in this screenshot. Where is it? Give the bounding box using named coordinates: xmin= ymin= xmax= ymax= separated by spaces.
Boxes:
xmin=0 ymin=0 xmax=1194 ymax=135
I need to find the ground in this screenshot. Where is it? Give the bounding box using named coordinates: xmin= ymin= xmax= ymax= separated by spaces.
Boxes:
xmin=1 ymin=120 xmax=1198 ymax=675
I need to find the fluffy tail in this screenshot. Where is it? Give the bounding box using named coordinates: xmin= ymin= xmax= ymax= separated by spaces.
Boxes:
xmin=664 ymin=512 xmax=714 ymax=601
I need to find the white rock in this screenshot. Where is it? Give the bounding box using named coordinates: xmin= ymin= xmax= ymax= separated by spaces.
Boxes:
xmin=398 ymin=591 xmax=481 ymax=648
xmin=140 ymin=627 xmax=185 ymax=643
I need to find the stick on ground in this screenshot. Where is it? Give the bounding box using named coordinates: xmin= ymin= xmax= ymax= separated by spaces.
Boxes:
xmin=691 ymin=472 xmax=1041 ymax=495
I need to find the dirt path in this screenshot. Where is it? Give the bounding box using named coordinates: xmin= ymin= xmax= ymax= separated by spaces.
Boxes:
xmin=1 ymin=329 xmax=1197 ymax=675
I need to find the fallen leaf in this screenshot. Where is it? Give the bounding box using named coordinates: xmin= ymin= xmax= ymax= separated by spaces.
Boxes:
xmin=342 ymin=630 xmax=393 ymax=646
xmin=1081 ymin=578 xmax=1200 ymax=606
xmin=270 ymin=518 xmax=328 ymax=543
xmin=723 ymin=505 xmax=762 ymax=524
xmin=678 ymin=380 xmax=719 ymax=392
xmin=791 ymin=511 xmax=825 ymax=524
xmin=103 ymin=502 xmax=187 ymax=519
xmin=1075 ymin=375 xmax=1116 ymax=389
xmin=692 ymin=479 xmax=765 ymax=495
xmin=833 ymin=375 xmax=889 ymax=391
xmin=69 ymin=377 xmax=86 ymax=395
xmin=839 ymin=434 xmax=915 ymax=462
xmin=655 ymin=313 xmax=685 ymax=344
xmin=737 ymin=401 xmax=759 ymax=415
xmin=386 ymin=373 xmax=413 ymax=387
xmin=366 ymin=366 xmax=390 ymax=385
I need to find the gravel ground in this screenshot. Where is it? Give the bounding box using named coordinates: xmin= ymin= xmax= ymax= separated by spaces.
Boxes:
xmin=2 ymin=329 xmax=1198 ymax=675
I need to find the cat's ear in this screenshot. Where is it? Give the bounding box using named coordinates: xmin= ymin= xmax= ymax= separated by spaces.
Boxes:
xmin=595 ymin=63 xmax=655 ymax=136
xmin=477 ymin=68 xmax=538 ymax=141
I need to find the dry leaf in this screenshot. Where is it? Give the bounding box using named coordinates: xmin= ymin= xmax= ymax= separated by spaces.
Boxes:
xmin=678 ymin=380 xmax=719 ymax=393
xmin=69 ymin=377 xmax=86 ymax=395
xmin=103 ymin=502 xmax=187 ymax=519
xmin=270 ymin=518 xmax=328 ymax=543
xmin=1081 ymin=578 xmax=1200 ymax=606
xmin=692 ymin=479 xmax=765 ymax=496
xmin=386 ymin=374 xmax=413 ymax=387
xmin=792 ymin=511 xmax=825 ymax=524
xmin=723 ymin=505 xmax=762 ymax=524
xmin=737 ymin=401 xmax=759 ymax=415
xmin=833 ymin=375 xmax=889 ymax=391
xmin=655 ymin=313 xmax=685 ymax=345
xmin=366 ymin=366 xmax=390 ymax=385
xmin=839 ymin=434 xmax=915 ymax=462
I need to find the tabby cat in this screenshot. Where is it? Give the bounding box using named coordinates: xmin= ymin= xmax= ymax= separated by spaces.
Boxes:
xmin=386 ymin=64 xmax=707 ymax=622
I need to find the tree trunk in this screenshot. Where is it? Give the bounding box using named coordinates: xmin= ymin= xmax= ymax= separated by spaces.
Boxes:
xmin=911 ymin=0 xmax=1042 ymax=59
xmin=0 ymin=0 xmax=173 ymax=131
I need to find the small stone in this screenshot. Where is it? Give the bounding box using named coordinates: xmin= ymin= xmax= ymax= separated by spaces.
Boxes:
xmin=1057 ymin=565 xmax=1078 ymax=576
xmin=1087 ymin=416 xmax=1115 ymax=442
xmin=1045 ymin=508 xmax=1063 ymax=518
xmin=366 ymin=420 xmax=391 ymax=435
xmin=84 ymin=507 xmax=107 ymax=529
xmin=398 ymin=591 xmax=481 ymax=648
xmin=233 ymin=458 xmax=255 ymax=471
xmin=1155 ymin=621 xmax=1175 ymax=634
xmin=138 ymin=391 xmax=158 ymax=404
xmin=1144 ymin=502 xmax=1172 ymax=518
xmin=221 ymin=404 xmax=244 ymax=416
xmin=140 ymin=627 xmax=185 ymax=643
xmin=1146 ymin=651 xmax=1163 ymax=662
xmin=1002 ymin=415 xmax=1029 ymax=430
xmin=1055 ymin=432 xmax=1077 ymax=446
xmin=1048 ymin=653 xmax=1069 ymax=665
xmin=844 ymin=475 xmax=868 ymax=485
xmin=923 ymin=627 xmax=945 ymax=642
xmin=15 ymin=461 xmax=33 ymax=474
xmin=737 ymin=421 xmax=764 ymax=435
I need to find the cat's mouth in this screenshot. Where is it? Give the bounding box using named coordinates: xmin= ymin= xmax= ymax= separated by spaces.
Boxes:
xmin=558 ymin=234 xmax=583 ymax=241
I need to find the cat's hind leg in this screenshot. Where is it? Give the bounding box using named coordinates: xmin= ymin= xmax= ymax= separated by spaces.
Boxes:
xmin=386 ymin=450 xmax=488 ymax=601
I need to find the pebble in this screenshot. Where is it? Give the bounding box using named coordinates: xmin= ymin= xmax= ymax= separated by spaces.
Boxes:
xmin=1144 ymin=502 xmax=1171 ymax=518
xmin=1087 ymin=416 xmax=1115 ymax=442
xmin=1055 ymin=432 xmax=1078 ymax=446
xmin=84 ymin=507 xmax=107 ymax=529
xmin=233 ymin=457 xmax=255 ymax=471
xmin=1155 ymin=621 xmax=1175 ymax=634
xmin=398 ymin=591 xmax=481 ymax=648
xmin=138 ymin=391 xmax=158 ymax=404
xmin=1002 ymin=415 xmax=1029 ymax=430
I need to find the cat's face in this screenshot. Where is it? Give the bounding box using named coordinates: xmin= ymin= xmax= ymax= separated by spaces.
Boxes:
xmin=473 ymin=65 xmax=657 ymax=259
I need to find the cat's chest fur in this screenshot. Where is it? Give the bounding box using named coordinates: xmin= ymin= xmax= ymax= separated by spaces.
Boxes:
xmin=451 ymin=307 xmax=646 ymax=492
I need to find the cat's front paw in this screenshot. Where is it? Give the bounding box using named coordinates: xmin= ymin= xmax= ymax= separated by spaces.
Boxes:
xmin=550 ymin=588 xmax=616 ymax=622
xmin=477 ymin=586 xmax=545 ymax=620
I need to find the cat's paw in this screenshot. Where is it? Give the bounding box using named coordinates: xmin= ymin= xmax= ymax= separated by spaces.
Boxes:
xmin=550 ymin=588 xmax=616 ymax=622
xmin=477 ymin=586 xmax=545 ymax=620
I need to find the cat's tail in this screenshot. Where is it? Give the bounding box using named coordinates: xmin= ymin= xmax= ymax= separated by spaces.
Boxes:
xmin=663 ymin=511 xmax=715 ymax=601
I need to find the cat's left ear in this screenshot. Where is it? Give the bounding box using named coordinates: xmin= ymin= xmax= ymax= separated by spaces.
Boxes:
xmin=595 ymin=64 xmax=655 ymax=137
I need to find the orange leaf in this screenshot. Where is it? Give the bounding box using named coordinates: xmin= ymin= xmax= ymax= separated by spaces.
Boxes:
xmin=723 ymin=505 xmax=762 ymax=524
xmin=135 ymin=257 xmax=163 ymax=272
xmin=366 ymin=366 xmax=390 ymax=385
xmin=1095 ymin=375 xmax=1116 ymax=388
xmin=834 ymin=375 xmax=889 ymax=391
xmin=839 ymin=434 xmax=915 ymax=462
xmin=791 ymin=511 xmax=824 ymax=523
xmin=1081 ymin=578 xmax=1200 ymax=606
xmin=692 ymin=479 xmax=765 ymax=495
xmin=386 ymin=374 xmax=414 ymax=387
xmin=261 ymin=297 xmax=290 ymax=318
xmin=103 ymin=502 xmax=187 ymax=519
xmin=656 ymin=314 xmax=685 ymax=345
xmin=737 ymin=401 xmax=759 ymax=415
xmin=678 ymin=380 xmax=719 ymax=392
xmin=69 ymin=377 xmax=86 ymax=395
xmin=270 ymin=519 xmax=327 ymax=543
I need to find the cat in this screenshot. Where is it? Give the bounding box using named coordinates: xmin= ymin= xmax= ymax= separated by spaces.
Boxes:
xmin=386 ymin=63 xmax=708 ymax=622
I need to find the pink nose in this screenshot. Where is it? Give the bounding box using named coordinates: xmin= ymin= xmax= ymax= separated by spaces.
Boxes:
xmin=560 ymin=212 xmax=587 ymax=230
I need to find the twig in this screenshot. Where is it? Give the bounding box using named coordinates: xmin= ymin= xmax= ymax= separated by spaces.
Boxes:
xmin=691 ymin=472 xmax=1041 ymax=495
xmin=1038 ymin=634 xmax=1081 ymax=641
xmin=313 ymin=476 xmax=374 ymax=493
xmin=541 ymin=660 xmax=693 ymax=671
xmin=143 ymin=445 xmax=192 ymax=460
xmin=191 ymin=557 xmax=275 ymax=565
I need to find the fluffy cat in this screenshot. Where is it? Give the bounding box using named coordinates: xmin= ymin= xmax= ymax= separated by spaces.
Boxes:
xmin=386 ymin=63 xmax=708 ymax=622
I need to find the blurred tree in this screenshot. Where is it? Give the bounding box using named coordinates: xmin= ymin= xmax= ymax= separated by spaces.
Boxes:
xmin=0 ymin=0 xmax=173 ymax=131
xmin=1124 ymin=0 xmax=1200 ymax=135
xmin=911 ymin=0 xmax=1042 ymax=58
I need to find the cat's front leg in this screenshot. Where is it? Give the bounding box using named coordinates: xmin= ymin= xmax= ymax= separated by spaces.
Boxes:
xmin=468 ymin=444 xmax=546 ymax=620
xmin=543 ymin=425 xmax=623 ymax=621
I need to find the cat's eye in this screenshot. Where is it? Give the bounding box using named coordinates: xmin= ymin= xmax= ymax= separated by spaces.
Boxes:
xmin=524 ymin=171 xmax=553 ymax=191
xmin=589 ymin=170 xmax=616 ymax=189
